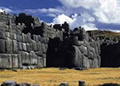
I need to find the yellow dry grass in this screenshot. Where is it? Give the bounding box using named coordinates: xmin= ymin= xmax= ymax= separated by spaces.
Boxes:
xmin=0 ymin=68 xmax=120 ymax=86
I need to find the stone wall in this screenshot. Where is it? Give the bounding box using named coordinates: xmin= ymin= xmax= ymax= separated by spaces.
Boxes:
xmin=0 ymin=13 xmax=50 ymax=69
xmin=88 ymin=31 xmax=120 ymax=67
xmin=46 ymin=27 xmax=101 ymax=69
xmin=0 ymin=12 xmax=119 ymax=69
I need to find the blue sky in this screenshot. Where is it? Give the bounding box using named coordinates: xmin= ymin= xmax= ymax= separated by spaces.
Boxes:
xmin=0 ymin=0 xmax=120 ymax=32
xmin=0 ymin=0 xmax=61 ymax=9
xmin=0 ymin=0 xmax=62 ymax=22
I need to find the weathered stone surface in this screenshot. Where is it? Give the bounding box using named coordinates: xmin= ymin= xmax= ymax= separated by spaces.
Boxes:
xmin=12 ymin=54 xmax=18 ymax=68
xmin=71 ymin=45 xmax=83 ymax=67
xmin=59 ymin=82 xmax=69 ymax=86
xmin=17 ymin=35 xmax=22 ymax=42
xmin=100 ymin=83 xmax=120 ymax=86
xmin=26 ymin=33 xmax=32 ymax=42
xmin=29 ymin=51 xmax=37 ymax=65
xmin=5 ymin=32 xmax=10 ymax=38
xmin=18 ymin=52 xmax=22 ymax=68
xmin=0 ymin=54 xmax=12 ymax=68
xmin=32 ymin=84 xmax=39 ymax=86
xmin=18 ymin=42 xmax=22 ymax=50
xmin=41 ymin=43 xmax=46 ymax=53
xmin=83 ymin=56 xmax=90 ymax=68
xmin=78 ymin=81 xmax=85 ymax=86
xmin=32 ymin=40 xmax=37 ymax=51
xmin=22 ymin=43 xmax=27 ymax=51
xmin=71 ymin=36 xmax=80 ymax=46
xmin=21 ymin=52 xmax=30 ymax=66
xmin=0 ymin=30 xmax=6 ymax=39
xmin=0 ymin=39 xmax=6 ymax=53
xmin=6 ymin=38 xmax=12 ymax=53
xmin=37 ymin=57 xmax=44 ymax=68
xmin=26 ymin=43 xmax=32 ymax=52
xmin=12 ymin=40 xmax=18 ymax=54
xmin=1 ymin=81 xmax=16 ymax=86
xmin=18 ymin=83 xmax=30 ymax=86
xmin=79 ymin=45 xmax=87 ymax=56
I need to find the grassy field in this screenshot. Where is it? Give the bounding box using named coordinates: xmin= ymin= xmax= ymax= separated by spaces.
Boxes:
xmin=0 ymin=68 xmax=120 ymax=86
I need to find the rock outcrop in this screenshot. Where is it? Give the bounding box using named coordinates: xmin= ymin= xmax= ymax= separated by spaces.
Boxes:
xmin=88 ymin=30 xmax=120 ymax=67
xmin=0 ymin=12 xmax=119 ymax=69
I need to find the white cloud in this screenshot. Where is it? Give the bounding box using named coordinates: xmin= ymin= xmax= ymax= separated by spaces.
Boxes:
xmin=0 ymin=8 xmax=4 ymax=12
xmin=47 ymin=14 xmax=56 ymax=17
xmin=53 ymin=14 xmax=74 ymax=24
xmin=94 ymin=0 xmax=120 ymax=24
xmin=82 ymin=24 xmax=98 ymax=31
xmin=59 ymin=0 xmax=120 ymax=25
xmin=52 ymin=13 xmax=98 ymax=31
xmin=0 ymin=7 xmax=12 ymax=13
xmin=25 ymin=8 xmax=63 ymax=14
xmin=59 ymin=0 xmax=99 ymax=9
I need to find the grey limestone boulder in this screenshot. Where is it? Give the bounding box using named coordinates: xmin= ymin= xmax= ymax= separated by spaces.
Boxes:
xmin=18 ymin=42 xmax=22 ymax=51
xmin=59 ymin=82 xmax=69 ymax=86
xmin=0 ymin=39 xmax=6 ymax=53
xmin=71 ymin=45 xmax=83 ymax=67
xmin=17 ymin=83 xmax=30 ymax=86
xmin=0 ymin=54 xmax=12 ymax=69
xmin=32 ymin=84 xmax=39 ymax=86
xmin=32 ymin=40 xmax=37 ymax=51
xmin=12 ymin=40 xmax=18 ymax=54
xmin=6 ymin=38 xmax=12 ymax=53
xmin=11 ymin=54 xmax=18 ymax=68
xmin=22 ymin=43 xmax=27 ymax=51
xmin=79 ymin=45 xmax=88 ymax=56
xmin=83 ymin=56 xmax=90 ymax=68
xmin=41 ymin=43 xmax=46 ymax=53
xmin=0 ymin=30 xmax=6 ymax=39
xmin=71 ymin=36 xmax=80 ymax=46
xmin=1 ymin=81 xmax=17 ymax=86
xmin=37 ymin=57 xmax=44 ymax=68
xmin=29 ymin=51 xmax=37 ymax=65
xmin=78 ymin=81 xmax=85 ymax=86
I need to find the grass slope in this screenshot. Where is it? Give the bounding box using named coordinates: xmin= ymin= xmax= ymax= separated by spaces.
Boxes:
xmin=0 ymin=68 xmax=120 ymax=86
xmin=87 ymin=30 xmax=120 ymax=39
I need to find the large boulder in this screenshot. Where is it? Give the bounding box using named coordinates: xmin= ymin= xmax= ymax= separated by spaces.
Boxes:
xmin=0 ymin=54 xmax=12 ymax=69
xmin=59 ymin=82 xmax=69 ymax=86
xmin=1 ymin=81 xmax=16 ymax=86
xmin=69 ymin=45 xmax=83 ymax=68
xmin=0 ymin=39 xmax=6 ymax=53
xmin=0 ymin=30 xmax=6 ymax=39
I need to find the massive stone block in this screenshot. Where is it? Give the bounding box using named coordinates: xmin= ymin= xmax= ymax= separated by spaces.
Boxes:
xmin=0 ymin=54 xmax=12 ymax=69
xmin=6 ymin=38 xmax=12 ymax=53
xmin=79 ymin=45 xmax=88 ymax=56
xmin=37 ymin=57 xmax=44 ymax=68
xmin=0 ymin=39 xmax=6 ymax=53
xmin=21 ymin=51 xmax=30 ymax=66
xmin=11 ymin=54 xmax=18 ymax=68
xmin=83 ymin=56 xmax=90 ymax=68
xmin=32 ymin=40 xmax=37 ymax=51
xmin=0 ymin=30 xmax=6 ymax=39
xmin=29 ymin=51 xmax=37 ymax=65
xmin=22 ymin=43 xmax=27 ymax=51
xmin=12 ymin=40 xmax=18 ymax=54
xmin=70 ymin=45 xmax=83 ymax=68
xmin=1 ymin=81 xmax=17 ymax=86
xmin=18 ymin=42 xmax=22 ymax=51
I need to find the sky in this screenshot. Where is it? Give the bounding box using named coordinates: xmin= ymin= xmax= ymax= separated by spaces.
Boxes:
xmin=0 ymin=0 xmax=120 ymax=32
